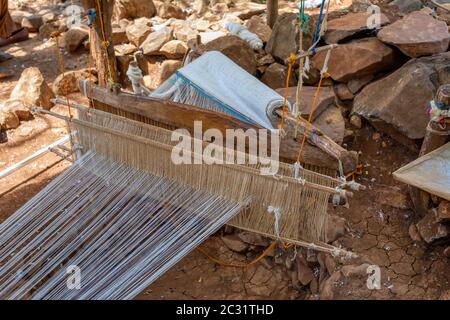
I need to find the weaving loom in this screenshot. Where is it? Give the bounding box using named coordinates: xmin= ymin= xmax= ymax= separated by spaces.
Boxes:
xmin=0 ymin=104 xmax=351 ymax=299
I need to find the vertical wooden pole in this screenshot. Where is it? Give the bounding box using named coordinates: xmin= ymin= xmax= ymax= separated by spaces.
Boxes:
xmin=82 ymin=0 xmax=119 ymax=87
xmin=267 ymin=0 xmax=278 ymax=28
xmin=410 ymin=84 xmax=450 ymax=216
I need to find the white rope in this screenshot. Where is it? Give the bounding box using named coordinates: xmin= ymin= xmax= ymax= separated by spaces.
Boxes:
xmin=224 ymin=22 xmax=263 ymax=50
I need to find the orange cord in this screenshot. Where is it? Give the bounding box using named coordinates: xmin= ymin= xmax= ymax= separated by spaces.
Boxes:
xmin=196 ymin=241 xmax=277 ymax=268
xmin=278 ymin=53 xmax=296 ymax=130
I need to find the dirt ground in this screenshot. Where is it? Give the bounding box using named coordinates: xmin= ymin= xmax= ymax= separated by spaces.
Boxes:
xmin=1 ymin=1 xmax=450 ymax=300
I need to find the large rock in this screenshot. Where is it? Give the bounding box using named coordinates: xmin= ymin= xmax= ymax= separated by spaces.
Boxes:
xmin=10 ymin=67 xmax=54 ymax=110
xmin=324 ymin=12 xmax=390 ymax=44
xmin=326 ymin=214 xmax=346 ymax=243
xmin=126 ymin=21 xmax=153 ymax=46
xmin=111 ymin=27 xmax=128 ymax=45
xmin=62 ymin=27 xmax=89 ymax=52
xmin=275 ymin=86 xmax=335 ymax=121
xmin=266 ymin=13 xmax=313 ymax=62
xmin=156 ymin=3 xmax=186 ymax=19
xmin=21 ymin=15 xmax=43 ymax=32
xmin=159 ymin=40 xmax=187 ymax=59
xmin=141 ymin=27 xmax=173 ymax=55
xmin=113 ymin=0 xmax=156 ymax=21
xmin=353 ymin=53 xmax=450 ymax=140
xmin=261 ymin=63 xmax=296 ymax=89
xmin=313 ymin=106 xmax=346 ymax=145
xmin=159 ymin=60 xmax=183 ymax=83
xmin=377 ymin=11 xmax=450 ymax=58
xmin=205 ymin=35 xmax=257 ymax=75
xmin=389 ymin=0 xmax=423 ymax=14
xmin=245 ymin=15 xmax=272 ymax=43
xmin=312 ymin=37 xmax=397 ymax=82
xmin=52 ymin=69 xmax=97 ymax=95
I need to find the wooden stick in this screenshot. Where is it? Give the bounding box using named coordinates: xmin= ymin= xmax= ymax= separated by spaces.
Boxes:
xmin=266 ymin=0 xmax=278 ymax=28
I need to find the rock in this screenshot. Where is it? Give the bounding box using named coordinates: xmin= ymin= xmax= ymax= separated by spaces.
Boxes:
xmin=237 ymin=231 xmax=270 ymax=247
xmin=21 ymin=15 xmax=43 ymax=32
xmin=416 ymin=209 xmax=450 ymax=244
xmin=159 ymin=40 xmax=188 ymax=59
xmin=116 ymin=54 xmax=134 ymax=87
xmin=0 ymin=109 xmax=20 ymax=130
xmin=324 ymin=12 xmax=390 ymax=44
xmin=438 ymin=201 xmax=450 ymax=221
xmin=205 ymin=35 xmax=257 ymax=75
xmin=221 ymin=234 xmax=249 ymax=253
xmin=275 ymin=86 xmax=335 ymax=121
xmin=266 ymin=13 xmax=313 ymax=62
xmin=52 ymin=69 xmax=97 ymax=96
xmin=173 ymin=20 xmax=198 ymax=42
xmin=2 ymin=100 xmax=32 ymax=121
xmin=39 ymin=22 xmax=59 ymax=40
xmin=335 ymin=83 xmax=354 ymax=101
xmin=141 ymin=27 xmax=173 ymax=55
xmin=113 ymin=0 xmax=156 ymax=20
xmin=126 ymin=22 xmax=153 ymax=46
xmin=312 ymin=37 xmax=397 ymax=82
xmin=353 ymin=53 xmax=450 ymax=140
xmin=326 ymin=214 xmax=346 ymax=243
xmin=377 ymin=11 xmax=450 ymax=58
xmin=324 ymin=254 xmax=337 ymax=275
xmin=41 ymin=12 xmax=55 ymax=24
xmin=10 ymin=67 xmax=54 ymax=110
xmin=375 ymin=187 xmax=410 ymax=209
xmin=114 ymin=43 xmax=137 ymax=56
xmin=62 ymin=27 xmax=89 ymax=52
xmin=296 ymin=256 xmax=314 ymax=286
xmin=408 ymin=224 xmax=423 ymax=242
xmin=257 ymin=54 xmax=274 ymax=66
xmin=11 ymin=10 xmax=31 ymax=28
xmin=350 ymin=0 xmax=373 ymax=12
xmin=157 ymin=3 xmax=186 ymax=19
xmin=350 ymin=114 xmax=362 ymax=129
xmin=193 ymin=19 xmax=210 ymax=32
xmin=234 ymin=2 xmax=266 ymax=20
xmin=313 ymin=106 xmax=346 ymax=145
xmin=245 ymin=15 xmax=272 ymax=43
xmin=111 ymin=27 xmax=128 ymax=45
xmin=159 ymin=60 xmax=183 ymax=83
xmin=389 ymin=0 xmax=423 ymax=14
xmin=261 ymin=63 xmax=296 ymax=89
xmin=347 ymin=74 xmax=374 ymax=94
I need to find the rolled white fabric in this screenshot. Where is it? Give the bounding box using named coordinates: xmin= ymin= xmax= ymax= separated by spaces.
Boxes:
xmin=224 ymin=22 xmax=263 ymax=50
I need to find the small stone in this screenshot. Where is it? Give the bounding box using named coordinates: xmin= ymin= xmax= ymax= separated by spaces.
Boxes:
xmin=347 ymin=74 xmax=374 ymax=94
xmin=21 ymin=15 xmax=43 ymax=32
xmin=408 ymin=224 xmax=423 ymax=242
xmin=159 ymin=60 xmax=183 ymax=83
xmin=141 ymin=27 xmax=173 ymax=55
xmin=157 ymin=3 xmax=186 ymax=19
xmin=113 ymin=0 xmax=156 ymax=21
xmin=245 ymin=15 xmax=272 ymax=43
xmin=261 ymin=63 xmax=296 ymax=89
xmin=444 ymin=246 xmax=450 ymax=258
xmin=372 ymin=132 xmax=381 ymax=140
xmin=111 ymin=27 xmax=128 ymax=45
xmin=416 ymin=209 xmax=450 ymax=244
xmin=10 ymin=67 xmax=54 ymax=110
xmin=326 ymin=214 xmax=346 ymax=243
xmin=114 ymin=43 xmax=137 ymax=56
xmin=39 ymin=22 xmax=58 ymax=40
xmin=0 ymin=109 xmax=20 ymax=130
xmin=221 ymin=234 xmax=249 ymax=253
xmin=126 ymin=22 xmax=153 ymax=46
xmin=296 ymin=256 xmax=314 ymax=286
xmin=159 ymin=40 xmax=188 ymax=59
xmin=350 ymin=114 xmax=362 ymax=129
xmin=2 ymin=100 xmax=32 ymax=121
xmin=437 ymin=201 xmax=450 ymax=221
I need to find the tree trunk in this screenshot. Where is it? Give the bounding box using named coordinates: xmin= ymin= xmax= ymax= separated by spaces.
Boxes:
xmin=82 ymin=0 xmax=119 ymax=87
xmin=267 ymin=0 xmax=278 ymax=28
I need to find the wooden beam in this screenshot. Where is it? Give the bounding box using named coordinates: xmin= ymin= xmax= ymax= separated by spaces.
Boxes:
xmin=82 ymin=0 xmax=119 ymax=86
xmin=81 ymin=82 xmax=358 ymax=172
xmin=267 ymin=0 xmax=278 ymax=28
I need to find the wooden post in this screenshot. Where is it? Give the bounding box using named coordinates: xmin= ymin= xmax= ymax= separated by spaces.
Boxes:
xmin=267 ymin=0 xmax=278 ymax=28
xmin=410 ymin=84 xmax=450 ymax=216
xmin=82 ymin=0 xmax=119 ymax=87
